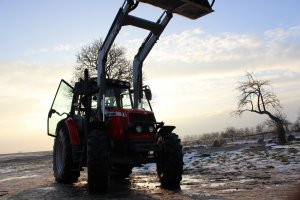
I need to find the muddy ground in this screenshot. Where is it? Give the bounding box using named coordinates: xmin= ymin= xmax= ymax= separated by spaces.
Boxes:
xmin=0 ymin=142 xmax=299 ymax=200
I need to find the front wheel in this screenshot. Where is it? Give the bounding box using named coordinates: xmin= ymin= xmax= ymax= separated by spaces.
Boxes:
xmin=87 ymin=129 xmax=110 ymax=193
xmin=156 ymin=133 xmax=183 ymax=190
xmin=53 ymin=125 xmax=80 ymax=183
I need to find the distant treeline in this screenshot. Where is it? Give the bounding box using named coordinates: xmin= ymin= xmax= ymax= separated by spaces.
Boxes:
xmin=182 ymin=117 xmax=300 ymax=145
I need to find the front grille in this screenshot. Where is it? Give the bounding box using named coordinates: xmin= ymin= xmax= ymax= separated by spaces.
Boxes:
xmin=128 ymin=113 xmax=156 ymax=134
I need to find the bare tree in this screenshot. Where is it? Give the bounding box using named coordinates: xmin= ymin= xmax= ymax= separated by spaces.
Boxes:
xmin=72 ymin=39 xmax=132 ymax=84
xmin=232 ymin=72 xmax=287 ymax=144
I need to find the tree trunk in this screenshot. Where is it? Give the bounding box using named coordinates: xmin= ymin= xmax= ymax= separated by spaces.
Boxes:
xmin=275 ymin=122 xmax=287 ymax=145
xmin=264 ymin=111 xmax=287 ymax=145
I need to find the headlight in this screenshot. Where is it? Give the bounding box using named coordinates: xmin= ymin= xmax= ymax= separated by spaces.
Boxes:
xmin=135 ymin=126 xmax=142 ymax=133
xmin=148 ymin=126 xmax=154 ymax=133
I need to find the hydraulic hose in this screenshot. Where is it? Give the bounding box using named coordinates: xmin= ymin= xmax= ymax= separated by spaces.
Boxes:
xmin=211 ymin=0 xmax=215 ymax=7
xmin=130 ymin=1 xmax=139 ymax=11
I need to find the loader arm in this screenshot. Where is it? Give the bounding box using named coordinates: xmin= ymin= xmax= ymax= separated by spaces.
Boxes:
xmin=96 ymin=0 xmax=173 ymax=118
xmin=96 ymin=0 xmax=214 ymax=120
xmin=96 ymin=0 xmax=136 ymax=120
xmin=132 ymin=12 xmax=172 ymax=109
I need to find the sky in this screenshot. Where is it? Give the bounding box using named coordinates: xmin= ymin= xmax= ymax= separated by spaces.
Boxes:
xmin=0 ymin=0 xmax=300 ymax=153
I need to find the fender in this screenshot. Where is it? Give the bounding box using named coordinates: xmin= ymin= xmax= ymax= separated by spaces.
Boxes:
xmin=158 ymin=125 xmax=176 ymax=134
xmin=64 ymin=117 xmax=80 ymax=145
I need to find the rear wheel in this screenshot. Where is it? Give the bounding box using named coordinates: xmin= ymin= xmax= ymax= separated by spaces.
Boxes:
xmin=156 ymin=133 xmax=183 ymax=190
xmin=87 ymin=129 xmax=110 ymax=193
xmin=53 ymin=125 xmax=80 ymax=183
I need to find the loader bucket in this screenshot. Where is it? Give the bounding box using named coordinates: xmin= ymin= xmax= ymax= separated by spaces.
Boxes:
xmin=137 ymin=0 xmax=214 ymax=19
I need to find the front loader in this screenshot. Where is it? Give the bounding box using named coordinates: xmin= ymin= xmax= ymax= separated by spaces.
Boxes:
xmin=47 ymin=0 xmax=214 ymax=193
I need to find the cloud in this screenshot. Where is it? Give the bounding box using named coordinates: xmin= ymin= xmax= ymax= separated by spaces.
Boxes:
xmin=150 ymin=30 xmax=262 ymax=63
xmin=264 ymin=26 xmax=300 ymax=41
xmin=32 ymin=43 xmax=84 ymax=54
xmin=120 ymin=26 xmax=299 ymax=91
xmin=53 ymin=44 xmax=76 ymax=51
xmin=39 ymin=48 xmax=49 ymax=52
xmin=153 ymin=26 xmax=300 ymax=64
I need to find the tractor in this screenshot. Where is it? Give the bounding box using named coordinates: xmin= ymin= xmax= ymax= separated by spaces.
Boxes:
xmin=47 ymin=0 xmax=214 ymax=193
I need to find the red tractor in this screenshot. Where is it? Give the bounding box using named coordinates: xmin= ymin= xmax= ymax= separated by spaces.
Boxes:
xmin=47 ymin=0 xmax=214 ymax=193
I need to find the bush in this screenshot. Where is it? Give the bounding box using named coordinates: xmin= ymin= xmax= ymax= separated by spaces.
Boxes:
xmin=212 ymin=140 xmax=221 ymax=147
xmin=287 ymin=134 xmax=296 ymax=141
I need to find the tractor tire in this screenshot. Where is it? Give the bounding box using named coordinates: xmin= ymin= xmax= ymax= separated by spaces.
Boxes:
xmin=156 ymin=133 xmax=183 ymax=190
xmin=87 ymin=129 xmax=110 ymax=193
xmin=53 ymin=125 xmax=80 ymax=183
xmin=111 ymin=164 xmax=133 ymax=179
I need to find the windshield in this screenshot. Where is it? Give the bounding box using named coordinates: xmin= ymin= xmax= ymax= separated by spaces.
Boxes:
xmin=104 ymin=88 xmax=132 ymax=109
xmin=91 ymin=87 xmax=153 ymax=111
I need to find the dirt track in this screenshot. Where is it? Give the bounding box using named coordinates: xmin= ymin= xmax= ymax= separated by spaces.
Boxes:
xmin=0 ymin=143 xmax=299 ymax=200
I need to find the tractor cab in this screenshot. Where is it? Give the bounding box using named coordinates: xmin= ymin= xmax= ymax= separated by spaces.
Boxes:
xmin=47 ymin=77 xmax=155 ymax=137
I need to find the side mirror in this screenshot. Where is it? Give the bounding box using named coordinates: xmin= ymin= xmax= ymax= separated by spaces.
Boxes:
xmin=48 ymin=109 xmax=57 ymax=118
xmin=144 ymin=86 xmax=152 ymax=101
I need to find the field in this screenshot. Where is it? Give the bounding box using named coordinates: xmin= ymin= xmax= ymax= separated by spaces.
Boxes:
xmin=0 ymin=140 xmax=299 ymax=199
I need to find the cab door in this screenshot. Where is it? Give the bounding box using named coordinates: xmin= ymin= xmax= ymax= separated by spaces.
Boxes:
xmin=47 ymin=80 xmax=73 ymax=137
